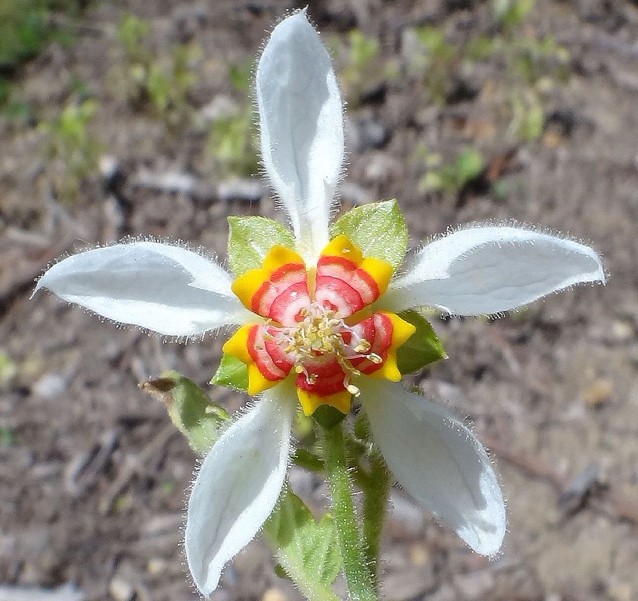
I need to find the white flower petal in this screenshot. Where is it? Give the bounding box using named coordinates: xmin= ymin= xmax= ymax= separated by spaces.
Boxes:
xmin=185 ymin=388 xmax=296 ymax=597
xmin=362 ymin=379 xmax=505 ymax=555
xmin=257 ymin=10 xmax=344 ymax=260
xmin=34 ymin=241 xmax=249 ymax=336
xmin=384 ymin=225 xmax=605 ymax=315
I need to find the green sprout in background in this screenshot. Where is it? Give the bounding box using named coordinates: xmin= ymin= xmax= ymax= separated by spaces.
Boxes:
xmin=111 ymin=14 xmax=201 ymax=129
xmin=207 ymin=59 xmax=260 ymax=177
xmin=39 ymin=99 xmax=103 ymax=203
xmin=0 ymin=0 xmax=82 ymax=108
xmin=405 ymin=0 xmax=571 ymax=201
xmin=331 ymin=29 xmax=398 ymax=107
xmin=417 ymin=146 xmax=485 ymax=195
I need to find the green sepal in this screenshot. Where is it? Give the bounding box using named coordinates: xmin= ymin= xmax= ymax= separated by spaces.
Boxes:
xmin=228 ymin=216 xmax=295 ymax=276
xmin=330 ymin=199 xmax=408 ymax=269
xmin=264 ymin=489 xmax=341 ymax=600
xmin=210 ymin=353 xmax=249 ymax=392
xmin=313 ymin=404 xmax=348 ymax=430
xmin=141 ymin=370 xmax=230 ymax=454
xmin=396 ymin=310 xmax=447 ymax=374
xmin=293 ymin=448 xmax=324 ymax=472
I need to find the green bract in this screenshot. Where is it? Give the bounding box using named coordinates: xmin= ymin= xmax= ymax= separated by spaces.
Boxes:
xmin=264 ymin=490 xmax=342 ymax=601
xmin=228 ymin=215 xmax=295 ymax=276
xmin=330 ymin=200 xmax=408 ymax=269
xmin=211 ymin=353 xmax=249 ymax=392
xmin=142 ymin=371 xmax=229 ymax=454
xmin=396 ymin=310 xmax=447 ymax=374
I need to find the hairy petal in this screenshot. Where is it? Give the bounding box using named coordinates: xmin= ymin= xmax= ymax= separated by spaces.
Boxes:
xmin=383 ymin=226 xmax=605 ymax=315
xmin=185 ymin=387 xmax=296 ymax=597
xmin=256 ymin=10 xmax=344 ymax=261
xmin=362 ymin=380 xmax=506 ymax=555
xmin=35 ymin=242 xmax=249 ymax=336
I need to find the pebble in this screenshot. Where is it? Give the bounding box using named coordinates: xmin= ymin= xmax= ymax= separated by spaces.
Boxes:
xmin=347 ymin=116 xmax=389 ymax=153
xmin=453 ymin=570 xmax=495 ymax=599
xmin=217 ymin=179 xmax=264 ymax=203
xmin=108 ymin=577 xmax=134 ymax=601
xmin=99 ymin=155 xmax=119 ymax=181
xmin=146 ymin=558 xmax=169 ymax=576
xmin=409 ymin=542 xmax=431 ymax=566
xmin=426 ymin=584 xmax=456 ymax=601
xmin=340 ymin=181 xmax=373 ymax=206
xmin=363 ymin=153 xmax=402 ymax=183
xmin=135 ymin=169 xmax=196 ymax=195
xmin=382 ymin=565 xmax=436 ymax=600
xmin=580 ymin=378 xmax=613 ymax=408
xmin=0 ymin=584 xmax=84 ymax=601
xmin=200 ymin=95 xmax=239 ymax=123
xmin=610 ymin=320 xmax=634 ymax=342
xmin=387 ymin=493 xmax=425 ymax=536
xmin=261 ymin=588 xmax=287 ymax=601
xmin=608 ymin=582 xmax=633 ymax=601
xmin=31 ymin=373 xmax=68 ymax=399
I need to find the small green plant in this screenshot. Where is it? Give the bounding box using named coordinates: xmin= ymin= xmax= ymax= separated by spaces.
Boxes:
xmin=492 ymin=0 xmax=534 ymax=29
xmin=418 ymin=147 xmax=485 ymax=194
xmin=0 ymin=0 xmax=82 ymax=105
xmin=407 ymin=26 xmax=458 ymax=105
xmin=409 ymin=0 xmax=569 ymax=193
xmin=0 ymin=426 xmax=15 ymax=448
xmin=111 ymin=14 xmax=200 ymax=128
xmin=207 ymin=59 xmax=259 ymax=177
xmin=332 ymin=29 xmax=398 ymax=106
xmin=39 ymin=99 xmax=103 ymax=202
xmin=508 ymin=90 xmax=545 ymax=141
xmin=0 ymin=353 xmax=18 ymax=387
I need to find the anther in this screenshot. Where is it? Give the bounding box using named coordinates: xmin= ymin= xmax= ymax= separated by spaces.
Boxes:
xmin=355 ymin=340 xmax=371 ymax=352
xmin=346 ymin=384 xmax=360 ymax=396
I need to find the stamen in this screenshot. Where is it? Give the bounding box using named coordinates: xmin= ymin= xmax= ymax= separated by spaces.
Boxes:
xmin=346 ymin=383 xmax=360 ymax=396
xmin=354 ymin=340 xmax=371 ymax=353
xmin=272 ymin=302 xmax=384 ymax=395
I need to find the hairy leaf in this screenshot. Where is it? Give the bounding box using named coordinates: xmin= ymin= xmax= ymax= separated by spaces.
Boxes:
xmin=264 ymin=490 xmax=341 ymax=601
xmin=211 ymin=353 xmax=249 ymax=392
xmin=330 ymin=200 xmax=407 ymax=269
xmin=141 ymin=370 xmax=229 ymax=454
xmin=396 ymin=310 xmax=447 ymax=374
xmin=228 ymin=216 xmax=295 ymax=276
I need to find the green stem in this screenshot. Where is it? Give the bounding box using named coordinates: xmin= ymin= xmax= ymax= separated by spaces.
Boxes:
xmin=362 ymin=449 xmax=390 ymax=586
xmin=323 ymin=423 xmax=377 ymax=601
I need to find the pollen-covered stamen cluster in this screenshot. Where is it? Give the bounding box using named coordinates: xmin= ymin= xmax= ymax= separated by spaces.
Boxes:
xmin=274 ymin=302 xmax=382 ymax=396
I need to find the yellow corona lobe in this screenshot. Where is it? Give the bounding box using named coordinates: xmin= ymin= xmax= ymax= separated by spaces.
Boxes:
xmin=321 ymin=235 xmax=393 ymax=295
xmin=297 ymin=389 xmax=352 ymax=416
xmin=231 ymin=245 xmax=305 ymax=311
xmin=223 ymin=325 xmax=278 ymax=396
xmin=368 ymin=312 xmax=416 ymax=382
xmin=321 ymin=235 xmax=364 ymax=263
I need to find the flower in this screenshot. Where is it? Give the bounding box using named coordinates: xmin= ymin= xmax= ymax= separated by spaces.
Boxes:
xmin=34 ymin=10 xmax=605 ymax=598
xmin=224 ymin=234 xmax=415 ymax=415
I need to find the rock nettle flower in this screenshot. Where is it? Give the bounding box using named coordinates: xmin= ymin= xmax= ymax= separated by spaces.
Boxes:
xmin=226 ymin=235 xmax=414 ymax=416
xmin=35 ymin=10 xmax=605 ymax=598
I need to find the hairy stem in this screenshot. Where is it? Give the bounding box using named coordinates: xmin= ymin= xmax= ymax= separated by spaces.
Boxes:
xmin=323 ymin=423 xmax=377 ymax=601
xmin=362 ymin=448 xmax=390 ymax=586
